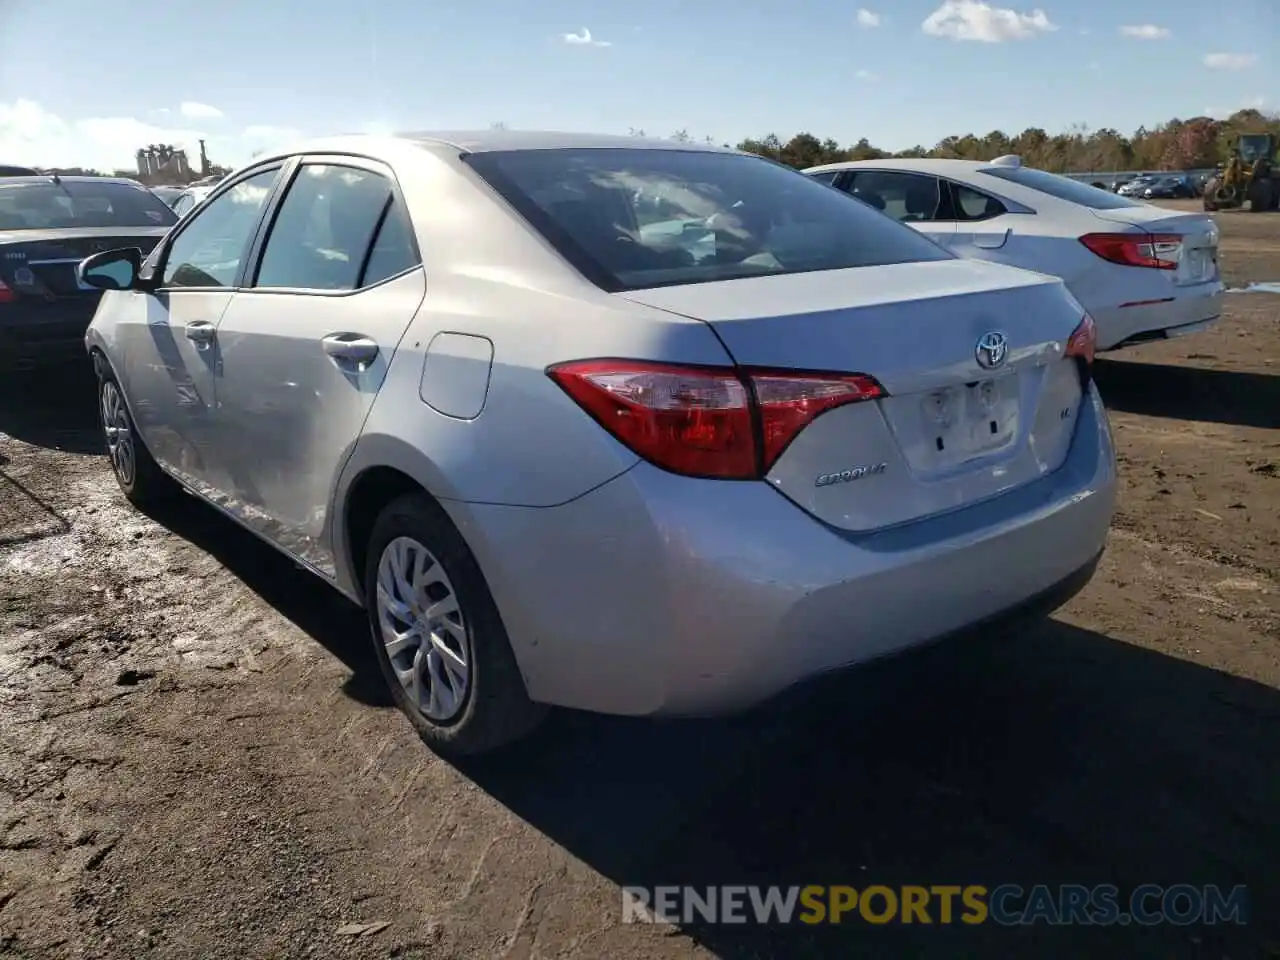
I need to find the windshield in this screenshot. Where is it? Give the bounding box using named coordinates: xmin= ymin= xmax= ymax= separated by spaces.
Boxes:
xmin=465 ymin=148 xmax=952 ymax=292
xmin=0 ymin=179 xmax=178 ymax=230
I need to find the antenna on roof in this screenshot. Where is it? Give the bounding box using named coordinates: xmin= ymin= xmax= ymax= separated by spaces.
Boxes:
xmin=991 ymin=154 xmax=1022 ymax=168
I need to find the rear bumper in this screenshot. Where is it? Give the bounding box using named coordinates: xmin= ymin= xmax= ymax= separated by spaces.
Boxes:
xmin=0 ymin=301 xmax=98 ymax=371
xmin=452 ymin=383 xmax=1117 ymax=718
xmin=1091 ymin=283 xmax=1223 ymax=351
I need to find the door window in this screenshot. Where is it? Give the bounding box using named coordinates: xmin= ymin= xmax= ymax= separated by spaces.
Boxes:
xmin=848 ymin=171 xmax=941 ymax=222
xmin=952 ymin=183 xmax=1006 ymax=222
xmin=254 ymin=164 xmax=403 ymax=291
xmin=162 ymin=170 xmax=280 ymax=288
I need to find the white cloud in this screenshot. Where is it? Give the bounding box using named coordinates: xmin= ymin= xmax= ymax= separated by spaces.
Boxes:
xmin=856 ymin=9 xmax=882 ymax=27
xmin=1118 ymin=24 xmax=1170 ymax=39
xmin=855 ymin=68 xmax=880 ymax=80
xmin=1202 ymin=52 xmax=1258 ymax=70
xmin=180 ymin=101 xmax=224 ymax=120
xmin=922 ymin=1 xmax=1056 ymax=42
xmin=0 ymin=100 xmax=299 ymax=172
xmin=1204 ymin=96 xmax=1267 ymax=119
xmin=562 ymin=27 xmax=612 ymax=47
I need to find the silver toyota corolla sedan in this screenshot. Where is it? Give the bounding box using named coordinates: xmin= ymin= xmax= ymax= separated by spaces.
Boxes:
xmin=78 ymin=131 xmax=1117 ymax=755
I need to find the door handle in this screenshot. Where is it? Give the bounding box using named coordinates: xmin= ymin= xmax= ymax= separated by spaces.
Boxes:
xmin=185 ymin=320 xmax=216 ymax=345
xmin=321 ymin=333 xmax=380 ymax=365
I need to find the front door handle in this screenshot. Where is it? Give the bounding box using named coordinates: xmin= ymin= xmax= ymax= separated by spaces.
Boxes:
xmin=185 ymin=320 xmax=216 ymax=346
xmin=321 ymin=333 xmax=380 ymax=366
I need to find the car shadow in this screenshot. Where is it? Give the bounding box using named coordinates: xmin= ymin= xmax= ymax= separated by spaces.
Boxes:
xmin=137 ymin=497 xmax=1279 ymax=957
xmin=1094 ymin=358 xmax=1280 ymax=430
xmin=454 ymin=624 xmax=1279 ymax=958
xmin=0 ymin=466 xmax=72 ymax=546
xmin=0 ymin=363 xmax=102 ymax=454
xmin=138 ymin=493 xmax=392 ymax=709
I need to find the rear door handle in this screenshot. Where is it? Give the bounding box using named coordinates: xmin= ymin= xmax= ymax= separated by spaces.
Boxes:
xmin=321 ymin=333 xmax=380 ymax=366
xmin=185 ymin=320 xmax=216 ymax=345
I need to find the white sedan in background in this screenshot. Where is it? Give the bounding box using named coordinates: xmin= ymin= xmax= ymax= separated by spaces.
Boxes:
xmin=169 ymin=184 xmax=214 ymax=219
xmin=804 ymin=156 xmax=1223 ymax=351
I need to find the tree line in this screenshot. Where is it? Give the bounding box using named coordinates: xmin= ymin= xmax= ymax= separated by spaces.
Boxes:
xmin=724 ymin=109 xmax=1280 ymax=173
xmin=37 ymin=108 xmax=1280 ymax=181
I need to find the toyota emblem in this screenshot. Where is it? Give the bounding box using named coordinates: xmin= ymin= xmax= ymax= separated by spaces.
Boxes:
xmin=975 ymin=331 xmax=1009 ymax=370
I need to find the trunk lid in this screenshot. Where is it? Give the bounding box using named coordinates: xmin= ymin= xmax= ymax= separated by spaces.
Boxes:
xmin=619 ymin=259 xmax=1088 ymax=532
xmin=0 ymin=227 xmax=168 ymax=299
xmin=1089 ymin=207 xmax=1220 ymax=286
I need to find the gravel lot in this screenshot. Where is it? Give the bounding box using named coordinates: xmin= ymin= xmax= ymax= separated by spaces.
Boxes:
xmin=1 ymin=201 xmax=1277 ymax=959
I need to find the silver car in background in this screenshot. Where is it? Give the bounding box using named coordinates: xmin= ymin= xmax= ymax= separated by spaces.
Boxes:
xmin=79 ymin=131 xmax=1116 ymax=755
xmin=168 ymin=184 xmax=213 ymax=218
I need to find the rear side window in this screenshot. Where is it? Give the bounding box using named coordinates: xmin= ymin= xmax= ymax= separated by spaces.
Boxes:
xmin=465 ymin=148 xmax=951 ymax=293
xmin=361 ymin=197 xmax=420 ymax=286
xmin=978 ymin=166 xmax=1144 ymax=210
xmin=255 ymin=164 xmax=403 ymax=291
xmin=807 ymin=170 xmax=839 ymax=185
xmin=953 ymin=184 xmax=1006 ymax=221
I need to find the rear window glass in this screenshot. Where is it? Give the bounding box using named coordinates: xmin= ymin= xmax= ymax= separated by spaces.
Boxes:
xmin=978 ymin=166 xmax=1144 ymax=210
xmin=465 ymin=148 xmax=951 ymax=292
xmin=0 ymin=179 xmax=179 ymax=230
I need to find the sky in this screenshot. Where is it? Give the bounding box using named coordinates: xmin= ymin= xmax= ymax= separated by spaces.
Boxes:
xmin=0 ymin=0 xmax=1275 ymax=172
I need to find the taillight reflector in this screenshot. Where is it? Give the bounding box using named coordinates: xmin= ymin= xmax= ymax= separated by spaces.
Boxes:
xmin=1079 ymin=232 xmax=1182 ymax=270
xmin=0 ymin=279 xmax=15 ymax=304
xmin=547 ymin=359 xmax=885 ymax=480
xmin=1065 ymin=314 xmax=1097 ymax=366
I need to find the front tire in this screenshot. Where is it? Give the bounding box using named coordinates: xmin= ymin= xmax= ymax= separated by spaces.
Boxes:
xmin=95 ymin=359 xmax=175 ymax=505
xmin=363 ymin=493 xmax=547 ymax=756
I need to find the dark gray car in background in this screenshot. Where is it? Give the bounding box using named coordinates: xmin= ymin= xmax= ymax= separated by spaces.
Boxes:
xmin=0 ymin=176 xmax=177 ymax=371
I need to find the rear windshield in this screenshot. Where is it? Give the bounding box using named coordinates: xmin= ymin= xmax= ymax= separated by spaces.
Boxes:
xmin=465 ymin=148 xmax=952 ymax=292
xmin=0 ymin=179 xmax=179 ymax=230
xmin=978 ymin=166 xmax=1144 ymax=210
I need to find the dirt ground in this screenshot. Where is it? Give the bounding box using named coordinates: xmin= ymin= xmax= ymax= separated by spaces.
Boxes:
xmin=1 ymin=201 xmax=1277 ymax=960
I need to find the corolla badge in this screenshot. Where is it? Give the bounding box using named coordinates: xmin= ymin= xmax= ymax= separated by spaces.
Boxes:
xmin=815 ymin=462 xmax=887 ymax=487
xmin=975 ymin=330 xmax=1009 ymax=370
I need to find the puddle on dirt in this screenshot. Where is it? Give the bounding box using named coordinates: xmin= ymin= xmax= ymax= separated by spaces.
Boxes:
xmin=1226 ymin=281 xmax=1280 ymax=294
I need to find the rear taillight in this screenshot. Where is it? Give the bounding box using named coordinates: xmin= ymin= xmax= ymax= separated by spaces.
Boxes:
xmin=1064 ymin=313 xmax=1097 ymax=389
xmin=1065 ymin=313 xmax=1097 ymax=365
xmin=1079 ymin=232 xmax=1182 ymax=270
xmin=0 ymin=279 xmax=14 ymax=304
xmin=547 ymin=359 xmax=885 ymax=480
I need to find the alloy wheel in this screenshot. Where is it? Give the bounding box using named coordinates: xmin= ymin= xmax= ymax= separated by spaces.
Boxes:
xmin=100 ymin=381 xmax=135 ymax=487
xmin=375 ymin=536 xmax=471 ymax=722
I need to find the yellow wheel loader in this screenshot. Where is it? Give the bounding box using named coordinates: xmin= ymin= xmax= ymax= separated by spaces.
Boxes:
xmin=1203 ymin=134 xmax=1280 ymax=212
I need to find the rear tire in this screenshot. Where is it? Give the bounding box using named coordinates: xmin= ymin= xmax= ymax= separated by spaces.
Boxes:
xmin=1247 ymin=179 xmax=1271 ymax=212
xmin=362 ymin=493 xmax=547 ymax=757
xmin=94 ymin=356 xmax=176 ymax=506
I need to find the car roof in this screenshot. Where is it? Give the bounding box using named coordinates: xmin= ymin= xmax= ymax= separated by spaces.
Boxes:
xmin=804 ymin=157 xmax=998 ymax=176
xmin=402 ymin=130 xmax=730 ymax=154
xmin=0 ymin=175 xmax=147 ymax=187
xmin=256 ymin=130 xmax=732 ymax=162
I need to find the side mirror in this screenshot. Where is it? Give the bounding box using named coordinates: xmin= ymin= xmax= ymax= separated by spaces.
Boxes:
xmin=77 ymin=247 xmax=142 ymax=292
